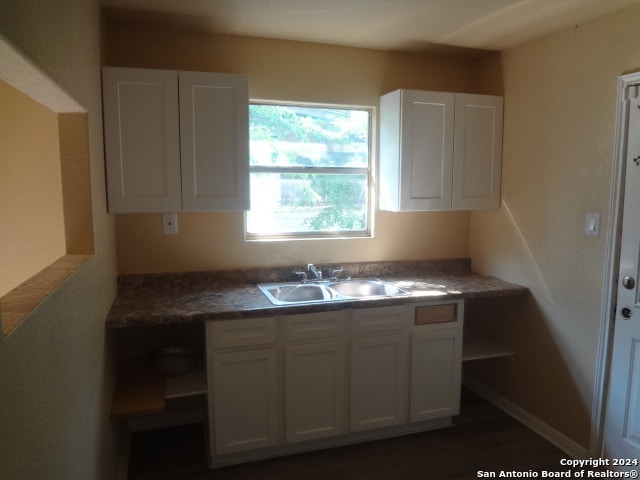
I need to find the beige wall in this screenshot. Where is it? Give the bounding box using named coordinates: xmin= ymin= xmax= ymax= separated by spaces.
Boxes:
xmin=469 ymin=3 xmax=640 ymax=448
xmin=0 ymin=79 xmax=66 ymax=297
xmin=0 ymin=0 xmax=119 ymax=478
xmin=105 ymin=25 xmax=479 ymax=273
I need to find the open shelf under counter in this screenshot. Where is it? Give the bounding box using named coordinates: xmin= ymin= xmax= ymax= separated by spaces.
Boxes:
xmin=462 ymin=330 xmax=515 ymax=362
xmin=111 ymin=359 xmax=207 ymax=419
xmin=166 ymin=367 xmax=208 ymax=399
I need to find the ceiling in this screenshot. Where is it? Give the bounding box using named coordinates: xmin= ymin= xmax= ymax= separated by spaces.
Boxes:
xmin=101 ymin=0 xmax=640 ymax=54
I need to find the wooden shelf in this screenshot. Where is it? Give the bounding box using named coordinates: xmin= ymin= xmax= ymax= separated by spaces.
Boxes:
xmin=463 ymin=330 xmax=514 ymax=362
xmin=110 ymin=359 xmax=206 ymax=418
xmin=166 ymin=366 xmax=207 ymax=399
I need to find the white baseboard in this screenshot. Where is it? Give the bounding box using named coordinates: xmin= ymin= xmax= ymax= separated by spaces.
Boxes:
xmin=463 ymin=376 xmax=588 ymax=460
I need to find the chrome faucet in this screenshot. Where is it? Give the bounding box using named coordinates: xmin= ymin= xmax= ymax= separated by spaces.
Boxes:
xmin=307 ymin=264 xmax=322 ymax=281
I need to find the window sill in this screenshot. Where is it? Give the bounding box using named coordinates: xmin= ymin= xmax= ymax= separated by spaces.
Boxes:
xmin=0 ymin=254 xmax=91 ymax=339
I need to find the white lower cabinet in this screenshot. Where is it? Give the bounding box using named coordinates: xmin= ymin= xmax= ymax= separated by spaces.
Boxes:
xmin=210 ymin=348 xmax=278 ymax=455
xmin=410 ymin=329 xmax=462 ymax=422
xmin=285 ymin=340 xmax=347 ymax=442
xmin=206 ymin=300 xmax=463 ymax=466
xmin=351 ymin=333 xmax=410 ymax=431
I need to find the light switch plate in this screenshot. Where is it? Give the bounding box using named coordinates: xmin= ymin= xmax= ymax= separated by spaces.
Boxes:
xmin=585 ymin=213 xmax=600 ymax=237
xmin=162 ymin=213 xmax=178 ymax=235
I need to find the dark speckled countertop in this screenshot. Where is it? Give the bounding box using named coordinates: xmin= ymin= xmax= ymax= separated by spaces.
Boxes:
xmin=105 ymin=258 xmax=528 ymax=328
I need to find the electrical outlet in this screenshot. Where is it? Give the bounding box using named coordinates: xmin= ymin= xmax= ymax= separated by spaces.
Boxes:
xmin=162 ymin=213 xmax=178 ymax=235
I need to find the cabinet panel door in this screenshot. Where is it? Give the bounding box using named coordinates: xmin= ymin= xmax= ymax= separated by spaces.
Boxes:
xmin=410 ymin=329 xmax=462 ymax=422
xmin=351 ymin=334 xmax=410 ymax=431
xmin=102 ymin=67 xmax=182 ymax=213
xmin=179 ymin=72 xmax=249 ymax=211
xmin=452 ymin=94 xmax=503 ymax=210
xmin=210 ymin=349 xmax=278 ymax=454
xmin=401 ymin=90 xmax=455 ymax=211
xmin=285 ymin=341 xmax=347 ymax=443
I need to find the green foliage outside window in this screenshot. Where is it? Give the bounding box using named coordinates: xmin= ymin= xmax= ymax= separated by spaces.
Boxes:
xmin=247 ymin=104 xmax=370 ymax=236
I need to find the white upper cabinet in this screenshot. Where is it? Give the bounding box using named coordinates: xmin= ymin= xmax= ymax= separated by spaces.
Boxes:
xmin=380 ymin=90 xmax=455 ymax=211
xmin=102 ymin=67 xmax=182 ymax=213
xmin=179 ymin=71 xmax=249 ymax=212
xmin=452 ymin=94 xmax=503 ymax=210
xmin=102 ymin=67 xmax=249 ymax=213
xmin=379 ymin=89 xmax=503 ymax=212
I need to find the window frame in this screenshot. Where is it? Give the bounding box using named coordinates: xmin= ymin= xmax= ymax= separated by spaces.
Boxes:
xmin=245 ymin=100 xmax=374 ymax=241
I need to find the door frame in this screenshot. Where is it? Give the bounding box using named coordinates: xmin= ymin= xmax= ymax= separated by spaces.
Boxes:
xmin=591 ymin=71 xmax=640 ymax=456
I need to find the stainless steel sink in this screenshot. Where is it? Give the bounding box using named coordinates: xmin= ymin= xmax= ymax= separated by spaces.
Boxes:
xmin=326 ymin=279 xmax=405 ymax=298
xmin=258 ymin=283 xmax=335 ymax=305
xmin=258 ymin=279 xmax=408 ymax=305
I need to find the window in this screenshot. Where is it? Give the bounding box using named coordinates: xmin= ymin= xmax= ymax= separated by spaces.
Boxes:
xmin=246 ymin=103 xmax=371 ymax=239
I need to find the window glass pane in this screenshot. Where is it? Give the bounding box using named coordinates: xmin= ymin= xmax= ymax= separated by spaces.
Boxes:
xmin=247 ymin=172 xmax=368 ymax=235
xmin=249 ymin=105 xmax=369 ymax=168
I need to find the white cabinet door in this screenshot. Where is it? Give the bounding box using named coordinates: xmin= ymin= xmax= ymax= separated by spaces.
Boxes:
xmin=102 ymin=67 xmax=249 ymax=213
xmin=452 ymin=94 xmax=503 ymax=210
xmin=380 ymin=89 xmax=455 ymax=211
xmin=102 ymin=67 xmax=182 ymax=213
xmin=379 ymin=89 xmax=502 ymax=212
xmin=210 ymin=349 xmax=278 ymax=454
xmin=410 ymin=329 xmax=462 ymax=422
xmin=179 ymin=72 xmax=249 ymax=211
xmin=285 ymin=340 xmax=347 ymax=443
xmin=350 ymin=333 xmax=410 ymax=431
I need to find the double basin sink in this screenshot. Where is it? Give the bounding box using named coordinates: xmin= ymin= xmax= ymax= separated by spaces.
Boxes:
xmin=258 ymin=279 xmax=408 ymax=306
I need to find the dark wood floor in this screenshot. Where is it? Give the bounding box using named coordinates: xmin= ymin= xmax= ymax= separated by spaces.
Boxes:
xmin=128 ymin=389 xmax=571 ymax=480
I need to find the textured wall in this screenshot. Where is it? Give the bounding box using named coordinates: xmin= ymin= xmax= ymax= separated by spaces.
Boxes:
xmin=468 ymin=3 xmax=640 ymax=448
xmin=0 ymin=0 xmax=120 ymax=478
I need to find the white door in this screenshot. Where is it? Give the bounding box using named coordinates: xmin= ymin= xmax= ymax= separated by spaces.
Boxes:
xmin=102 ymin=67 xmax=182 ymax=213
xmin=178 ymin=71 xmax=250 ymax=211
xmin=452 ymin=93 xmax=503 ymax=210
xmin=210 ymin=349 xmax=278 ymax=454
xmin=284 ymin=341 xmax=347 ymax=443
xmin=410 ymin=329 xmax=462 ymax=422
xmin=350 ymin=334 xmax=410 ymax=431
xmin=604 ymin=88 xmax=640 ymax=465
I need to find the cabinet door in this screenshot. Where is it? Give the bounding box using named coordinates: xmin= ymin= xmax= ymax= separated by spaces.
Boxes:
xmin=179 ymin=72 xmax=249 ymax=211
xmin=379 ymin=89 xmax=455 ymax=211
xmin=350 ymin=334 xmax=410 ymax=431
xmin=452 ymin=94 xmax=503 ymax=210
xmin=285 ymin=341 xmax=347 ymax=443
xmin=210 ymin=349 xmax=278 ymax=454
xmin=410 ymin=329 xmax=462 ymax=422
xmin=102 ymin=67 xmax=182 ymax=213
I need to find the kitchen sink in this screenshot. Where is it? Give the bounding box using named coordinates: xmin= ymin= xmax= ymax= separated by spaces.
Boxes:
xmin=258 ymin=279 xmax=408 ymax=305
xmin=259 ymin=283 xmax=335 ymax=305
xmin=326 ymin=279 xmax=405 ymax=298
